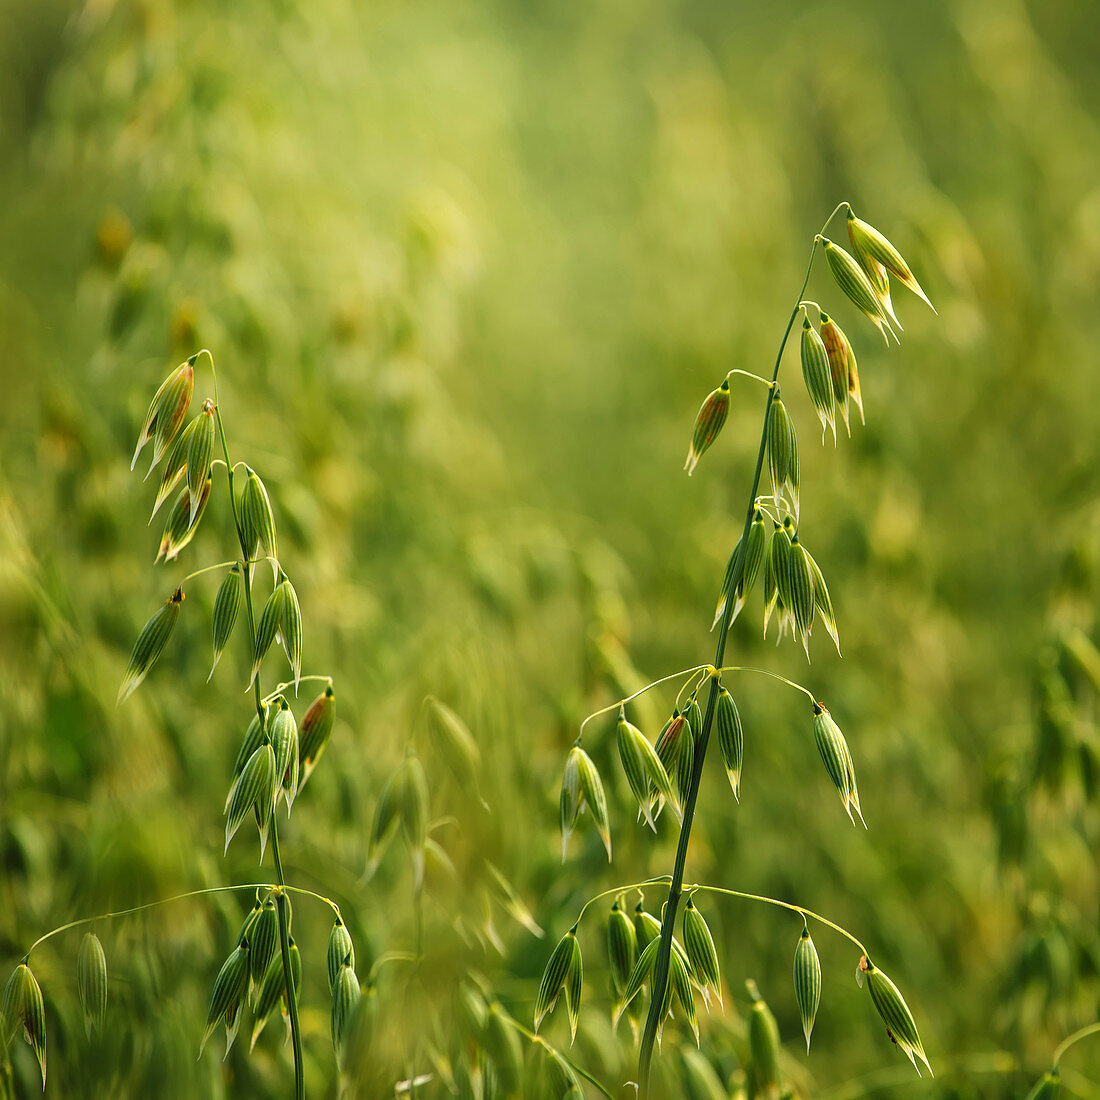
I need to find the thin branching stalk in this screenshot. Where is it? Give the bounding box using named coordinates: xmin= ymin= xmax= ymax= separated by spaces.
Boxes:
xmin=637 ymin=204 xmax=847 ymax=1096
xmin=577 ymin=667 xmax=708 ymax=737
xmin=502 ymin=1019 xmax=616 ymax=1099
xmin=566 ymin=875 xmax=866 ymax=959
xmin=214 ymin=391 xmax=306 ymax=1100
xmin=24 ymin=884 xmax=340 ymax=956
xmin=263 ymin=675 xmax=334 ymax=704
xmin=1053 ymin=1021 xmax=1100 ymax=1068
xmin=717 ymin=665 xmax=818 ymax=703
xmin=686 ymin=883 xmax=868 ymax=955
xmin=12 ymin=347 xmax=346 ymax=1095
xmin=573 ymin=877 xmax=673 ymax=925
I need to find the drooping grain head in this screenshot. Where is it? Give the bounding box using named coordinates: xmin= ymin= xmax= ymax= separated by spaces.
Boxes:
xmin=684 ymin=380 xmax=731 ymax=476
xmin=793 ymin=927 xmax=821 ymax=1052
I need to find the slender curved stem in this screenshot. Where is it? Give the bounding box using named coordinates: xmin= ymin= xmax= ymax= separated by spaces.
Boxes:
xmin=752 ymin=498 xmax=786 ymax=524
xmin=180 ymin=553 xmax=277 ymax=589
xmin=675 ymin=669 xmax=709 ymax=712
xmin=24 ymin=882 xmax=340 ymax=958
xmin=725 ymin=369 xmax=774 ymax=388
xmin=686 ymin=883 xmax=868 ymax=955
xmin=574 ymin=877 xmax=673 ymax=926
xmin=283 ymin=885 xmax=341 ymax=916
xmin=368 ymin=951 xmax=420 ymax=980
xmin=578 ymin=666 xmax=708 ymax=738
xmin=271 ymin=831 xmax=304 ymax=1100
xmin=638 ymin=206 xmax=845 ymax=1096
xmin=179 ymin=550 xmax=275 ymax=594
xmin=210 ymin=458 xmax=249 ymax=474
xmin=178 ymin=560 xmax=242 ymax=586
xmin=214 ymin=376 xmax=305 ymax=1100
xmin=503 ymin=1019 xmax=616 ymax=1099
xmin=1053 ymin=1021 xmax=1100 ymax=1068
xmin=26 ymin=884 xmax=277 ymax=956
xmin=716 ymin=665 xmax=817 ymax=704
xmin=262 ymin=674 xmax=333 ymax=704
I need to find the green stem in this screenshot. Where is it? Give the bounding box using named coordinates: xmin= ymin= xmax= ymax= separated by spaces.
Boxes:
xmin=574 ymin=876 xmax=672 ymax=925
xmin=283 ymin=885 xmax=341 ymax=916
xmin=26 ymin=884 xmax=277 ymax=955
xmin=578 ymin=666 xmax=708 ymax=738
xmin=637 ymin=205 xmax=845 ymax=1097
xmin=23 ymin=882 xmax=339 ymax=959
xmin=751 ymin=498 xmax=790 ymax=525
xmin=179 ymin=552 xmax=276 ymax=591
xmin=686 ymin=883 xmax=867 ymax=955
xmin=178 ymin=559 xmax=243 ymax=586
xmin=716 ymin=665 xmax=817 ymax=704
xmin=565 ymin=874 xmax=866 ymax=957
xmin=213 ymin=376 xmax=305 ymax=1100
xmin=262 ymin=674 xmax=333 ymax=704
xmin=272 ymin=828 xmax=305 ymax=1100
xmin=675 ymin=669 xmax=709 ymax=712
xmin=503 ymin=1020 xmax=616 ymax=1100
xmin=1053 ymin=1021 xmax=1100 ymax=1068
xmin=725 ymin=368 xmax=774 ymax=388
xmin=368 ymin=951 xmax=420 ymax=981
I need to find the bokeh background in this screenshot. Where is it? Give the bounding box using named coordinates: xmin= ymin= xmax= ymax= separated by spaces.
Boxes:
xmin=2 ymin=0 xmax=1099 ymax=1096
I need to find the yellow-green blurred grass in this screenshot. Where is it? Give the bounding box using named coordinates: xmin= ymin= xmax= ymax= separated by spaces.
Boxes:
xmin=2 ymin=0 xmax=1100 ymax=1095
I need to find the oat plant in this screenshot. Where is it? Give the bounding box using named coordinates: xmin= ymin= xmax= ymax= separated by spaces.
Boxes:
xmin=537 ymin=202 xmax=938 ymax=1097
xmin=1025 ymin=1022 xmax=1100 ymax=1099
xmin=1 ymin=350 xmax=358 ymax=1099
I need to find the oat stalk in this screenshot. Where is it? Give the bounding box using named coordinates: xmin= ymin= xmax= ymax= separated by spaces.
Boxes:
xmin=636 ymin=202 xmax=848 ymax=1096
xmin=24 ymin=884 xmax=340 ymax=957
xmin=1052 ymin=1021 xmax=1100 ymax=1068
xmin=502 ymin=1019 xmax=616 ymax=1099
xmin=208 ymin=352 xmax=306 ymax=1100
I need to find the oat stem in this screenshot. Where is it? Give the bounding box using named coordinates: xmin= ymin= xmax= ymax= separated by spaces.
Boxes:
xmin=283 ymin=885 xmax=341 ymax=915
xmin=502 ymin=1019 xmax=616 ymax=1099
xmin=25 ymin=885 xmax=276 ymax=955
xmin=213 ymin=368 xmax=306 ymax=1100
xmin=1053 ymin=1021 xmax=1100 ymax=1068
xmin=578 ymin=667 xmax=708 ymax=738
xmin=686 ymin=883 xmax=868 ymax=954
xmin=179 ymin=553 xmax=278 ymax=587
xmin=716 ymin=665 xmax=817 ymax=703
xmin=210 ymin=458 xmax=249 ymax=474
xmin=752 ymin=497 xmax=790 ymax=524
xmin=637 ymin=204 xmax=847 ymax=1097
xmin=725 ymin=369 xmax=775 ymax=388
xmin=24 ymin=882 xmax=341 ymax=959
xmin=574 ymin=876 xmax=673 ymax=924
xmin=178 ymin=559 xmax=241 ymax=585
xmin=569 ymin=875 xmax=863 ymax=955
xmin=368 ymin=951 xmax=420 ymax=980
xmin=675 ymin=668 xmax=710 ymax=711
xmin=262 ymin=674 xmax=333 ymax=703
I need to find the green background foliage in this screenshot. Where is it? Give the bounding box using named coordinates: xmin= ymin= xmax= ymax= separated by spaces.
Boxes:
xmin=2 ymin=0 xmax=1099 ymax=1095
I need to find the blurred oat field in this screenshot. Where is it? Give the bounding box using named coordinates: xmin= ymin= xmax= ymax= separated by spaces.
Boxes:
xmin=2 ymin=0 xmax=1100 ymax=1096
